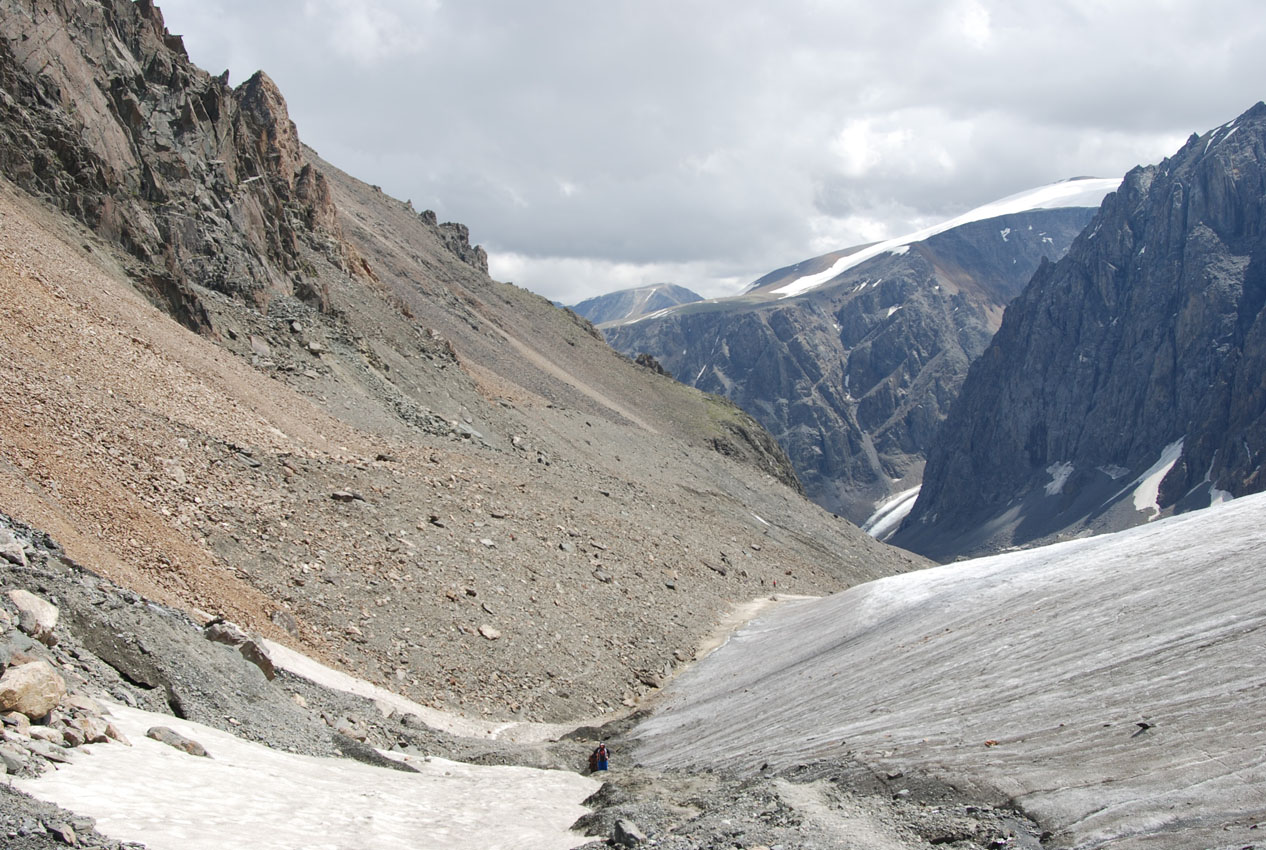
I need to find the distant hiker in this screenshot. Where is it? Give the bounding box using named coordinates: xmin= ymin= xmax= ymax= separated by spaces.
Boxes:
xmin=589 ymin=742 xmax=610 ymax=772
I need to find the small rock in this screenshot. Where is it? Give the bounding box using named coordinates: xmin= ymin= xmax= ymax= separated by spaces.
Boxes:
xmin=292 ymin=693 xmax=308 ymax=709
xmin=78 ymin=715 xmax=111 ymax=744
xmin=45 ymin=822 xmax=77 ymax=845
xmin=249 ymin=335 xmax=271 ymax=357
xmin=306 ymin=340 xmax=324 ymax=354
xmin=479 ymin=538 xmax=495 ymax=548
xmin=2 ymin=711 xmax=31 ymax=733
xmin=8 ymin=589 xmax=59 ymax=646
xmin=478 ymin=625 xmax=501 ymax=640
xmin=61 ymin=723 xmax=86 ymax=747
xmin=559 ymin=541 xmax=576 ymax=553
xmin=613 ymin=818 xmax=648 ymax=847
xmin=146 ymin=726 xmax=210 ymax=757
xmin=0 ymin=661 xmax=68 ymax=718
xmin=204 ymin=618 xmax=250 ymax=647
xmin=238 ymin=639 xmax=276 ymax=681
xmin=0 ymin=743 xmax=26 ymax=772
xmin=331 ymin=490 xmax=364 ymax=503
xmin=103 ymin=722 xmax=131 ymax=746
xmin=28 ymin=725 xmax=65 ymax=746
xmin=290 ymin=320 xmax=303 ymax=333
xmin=593 ymin=568 xmax=613 ymax=584
xmin=64 ymin=694 xmax=106 ymax=717
xmin=0 ymin=531 xmax=28 ymax=567
xmin=27 ymin=738 xmax=73 ymax=764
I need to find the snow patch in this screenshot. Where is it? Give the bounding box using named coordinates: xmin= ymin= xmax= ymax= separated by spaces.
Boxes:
xmin=1044 ymin=461 xmax=1074 ymax=496
xmin=885 ymin=305 xmax=902 ymax=318
xmin=1109 ymin=438 xmax=1184 ymax=519
xmin=862 ymin=486 xmax=921 ymax=540
xmin=999 ymin=227 xmax=1011 ymax=242
xmin=263 ymin=640 xmax=575 ymax=743
xmin=16 ymin=703 xmax=598 ymax=850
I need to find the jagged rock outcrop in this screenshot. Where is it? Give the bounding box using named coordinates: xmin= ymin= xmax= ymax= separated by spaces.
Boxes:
xmin=606 ymin=208 xmax=1095 ymax=522
xmin=895 ymin=103 xmax=1266 ymax=560
xmin=0 ymin=0 xmax=360 ymax=323
xmin=571 ymin=283 xmax=704 ymax=326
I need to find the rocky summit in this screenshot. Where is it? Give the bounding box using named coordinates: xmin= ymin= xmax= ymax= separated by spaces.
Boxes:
xmin=896 ymin=102 xmax=1266 ymax=560
xmin=604 ymin=205 xmax=1096 ymax=524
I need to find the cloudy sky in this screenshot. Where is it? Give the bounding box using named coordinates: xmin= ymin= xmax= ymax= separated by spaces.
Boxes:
xmin=157 ymin=1 xmax=1266 ymax=304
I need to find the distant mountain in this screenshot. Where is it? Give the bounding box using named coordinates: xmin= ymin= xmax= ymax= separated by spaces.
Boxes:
xmin=570 ymin=283 xmax=704 ymax=326
xmin=605 ymin=183 xmax=1113 ymax=523
xmin=894 ymin=103 xmax=1266 ymax=561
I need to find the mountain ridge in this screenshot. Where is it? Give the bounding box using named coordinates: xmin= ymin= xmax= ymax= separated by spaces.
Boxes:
xmin=895 ymin=101 xmax=1266 ymax=560
xmin=605 ymin=202 xmax=1101 ymax=522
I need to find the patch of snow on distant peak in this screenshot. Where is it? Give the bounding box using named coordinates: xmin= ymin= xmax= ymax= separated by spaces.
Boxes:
xmin=1045 ymin=461 xmax=1074 ymax=496
xmin=1122 ymin=438 xmax=1185 ymax=519
xmin=1098 ymin=464 xmax=1130 ymax=481
xmin=888 ymin=245 xmax=910 ymax=256
xmin=769 ymin=177 xmax=1122 ymax=299
xmin=1000 ymin=227 xmax=1011 ymax=242
xmin=1210 ymin=483 xmax=1234 ymax=505
xmin=862 ymin=486 xmax=921 ymax=540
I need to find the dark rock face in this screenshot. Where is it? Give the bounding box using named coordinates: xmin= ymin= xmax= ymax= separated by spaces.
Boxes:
xmin=0 ymin=0 xmax=361 ymax=322
xmin=571 ymin=284 xmax=704 ymax=326
xmin=896 ymin=103 xmax=1266 ymax=560
xmin=605 ymin=209 xmax=1094 ymax=523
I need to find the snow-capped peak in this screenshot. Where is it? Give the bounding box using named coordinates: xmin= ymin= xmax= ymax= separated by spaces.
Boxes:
xmin=770 ymin=177 xmax=1122 ymax=299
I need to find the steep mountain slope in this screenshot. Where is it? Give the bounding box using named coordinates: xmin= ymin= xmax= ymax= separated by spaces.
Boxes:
xmin=0 ymin=0 xmax=918 ymax=727
xmin=570 ymin=283 xmax=704 ymax=326
xmin=606 ymin=201 xmax=1102 ymax=523
xmin=895 ymin=103 xmax=1266 ymax=560
xmin=634 ymin=493 xmax=1266 ymax=850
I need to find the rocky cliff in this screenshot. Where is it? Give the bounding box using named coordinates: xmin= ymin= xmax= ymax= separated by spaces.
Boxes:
xmin=605 ymin=207 xmax=1096 ymax=523
xmin=895 ymin=102 xmax=1266 ymax=560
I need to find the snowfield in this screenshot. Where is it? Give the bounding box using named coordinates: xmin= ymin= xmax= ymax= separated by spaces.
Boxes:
xmin=770 ymin=177 xmax=1122 ymax=298
xmin=15 ymin=703 xmax=599 ymax=850
xmin=633 ymin=493 xmax=1266 ymax=849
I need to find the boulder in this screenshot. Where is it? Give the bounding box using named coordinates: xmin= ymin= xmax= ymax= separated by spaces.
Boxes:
xmin=146 ymin=726 xmax=210 ymax=757
xmin=613 ymin=819 xmax=648 ymax=847
xmin=204 ymin=617 xmax=276 ymax=680
xmin=8 ymin=589 xmax=59 ymax=646
xmin=0 ymin=661 xmax=67 ymax=719
xmin=0 ymin=531 xmax=26 ymax=567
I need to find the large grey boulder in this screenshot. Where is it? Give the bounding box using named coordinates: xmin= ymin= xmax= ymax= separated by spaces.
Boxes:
xmin=0 ymin=661 xmax=67 ymax=719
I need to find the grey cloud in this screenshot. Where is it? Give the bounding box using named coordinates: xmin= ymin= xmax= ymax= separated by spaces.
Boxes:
xmin=158 ymin=0 xmax=1266 ymax=302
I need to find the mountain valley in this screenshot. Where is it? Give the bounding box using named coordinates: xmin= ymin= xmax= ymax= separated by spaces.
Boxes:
xmin=0 ymin=3 xmax=1262 ymax=849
